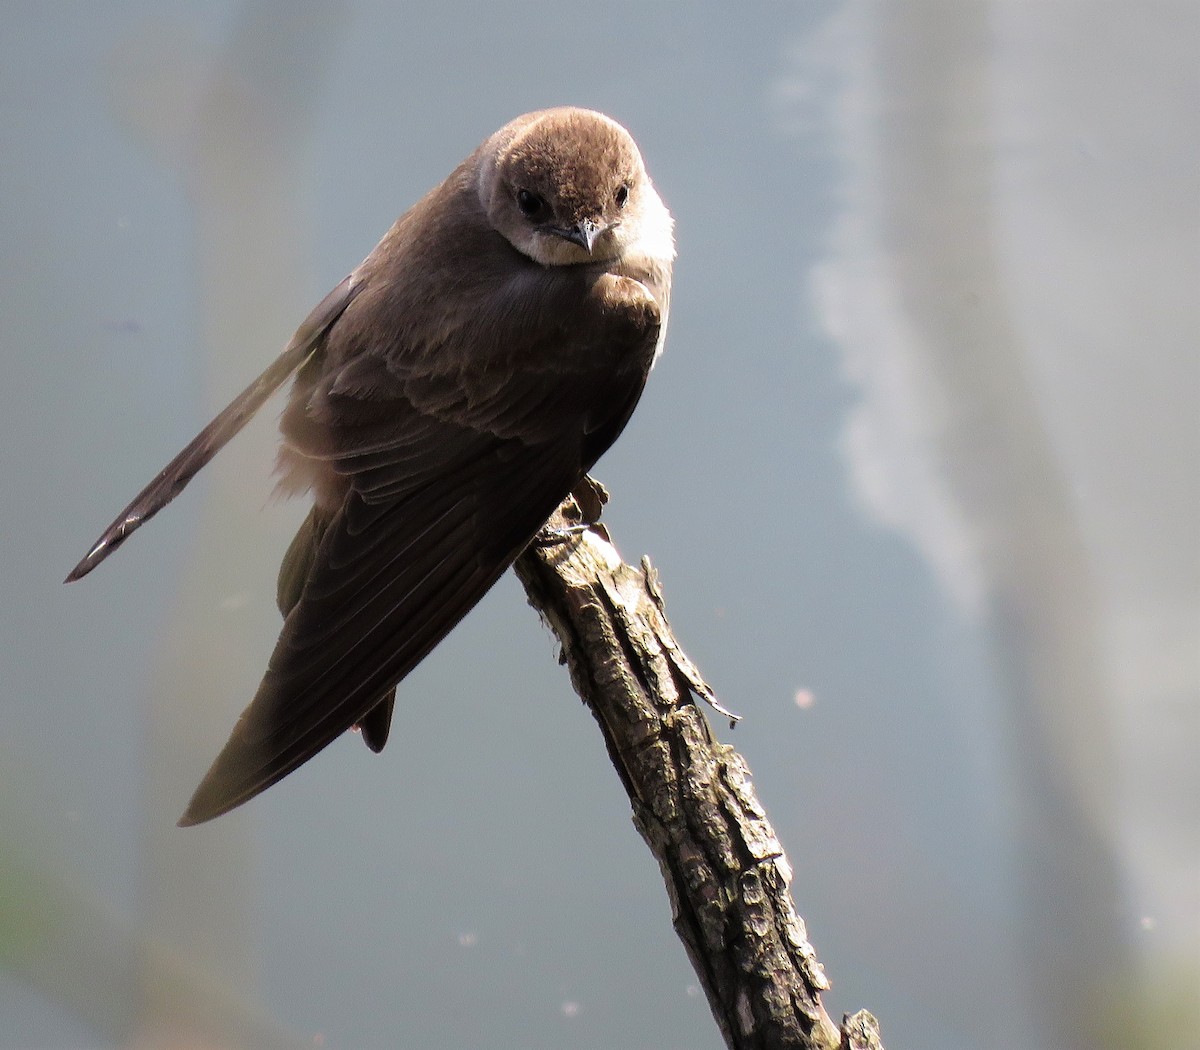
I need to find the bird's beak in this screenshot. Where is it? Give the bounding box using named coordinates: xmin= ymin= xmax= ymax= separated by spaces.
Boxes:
xmin=557 ymin=217 xmax=603 ymax=254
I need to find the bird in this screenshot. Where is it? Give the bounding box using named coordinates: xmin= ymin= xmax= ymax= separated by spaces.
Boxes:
xmin=66 ymin=107 xmax=675 ymax=826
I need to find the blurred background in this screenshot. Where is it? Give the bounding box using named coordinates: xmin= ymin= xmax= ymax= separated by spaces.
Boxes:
xmin=2 ymin=1 xmax=1195 ymax=1048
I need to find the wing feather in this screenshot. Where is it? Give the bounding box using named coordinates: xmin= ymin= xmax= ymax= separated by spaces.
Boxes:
xmin=66 ymin=276 xmax=362 ymax=582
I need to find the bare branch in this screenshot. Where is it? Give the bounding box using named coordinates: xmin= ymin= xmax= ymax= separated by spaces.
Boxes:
xmin=515 ymin=484 xmax=884 ymax=1050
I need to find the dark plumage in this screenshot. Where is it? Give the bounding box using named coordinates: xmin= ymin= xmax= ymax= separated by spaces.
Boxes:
xmin=66 ymin=108 xmax=675 ymax=825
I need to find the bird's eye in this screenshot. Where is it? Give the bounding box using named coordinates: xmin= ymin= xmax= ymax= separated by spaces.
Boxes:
xmin=614 ymin=184 xmax=630 ymax=208
xmin=516 ymin=189 xmax=545 ymax=217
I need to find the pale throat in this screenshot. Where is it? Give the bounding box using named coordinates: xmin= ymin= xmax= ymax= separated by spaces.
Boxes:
xmin=525 ymin=196 xmax=675 ymax=271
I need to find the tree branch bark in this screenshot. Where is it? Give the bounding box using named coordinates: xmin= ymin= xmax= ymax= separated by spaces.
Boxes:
xmin=514 ymin=482 xmax=884 ymax=1050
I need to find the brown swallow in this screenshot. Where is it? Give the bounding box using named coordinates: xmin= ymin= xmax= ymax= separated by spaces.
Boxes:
xmin=66 ymin=107 xmax=675 ymax=825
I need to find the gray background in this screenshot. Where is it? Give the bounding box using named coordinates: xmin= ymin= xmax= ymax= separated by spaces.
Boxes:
xmin=1 ymin=2 xmax=1195 ymax=1048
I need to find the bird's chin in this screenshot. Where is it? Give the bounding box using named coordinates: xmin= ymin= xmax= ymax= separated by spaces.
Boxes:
xmin=524 ymin=232 xmax=619 ymax=268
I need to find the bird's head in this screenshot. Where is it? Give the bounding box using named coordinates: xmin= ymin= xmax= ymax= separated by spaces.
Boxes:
xmin=478 ymin=108 xmax=661 ymax=267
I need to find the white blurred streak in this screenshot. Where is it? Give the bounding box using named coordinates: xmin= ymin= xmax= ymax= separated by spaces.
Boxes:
xmin=813 ymin=244 xmax=985 ymax=611
xmin=989 ymin=0 xmax=1200 ymax=973
xmin=781 ymin=0 xmax=1198 ymax=1044
xmin=804 ymin=8 xmax=986 ymax=614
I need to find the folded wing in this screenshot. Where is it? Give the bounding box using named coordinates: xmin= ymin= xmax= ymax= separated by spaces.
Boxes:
xmin=180 ymin=277 xmax=661 ymax=825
